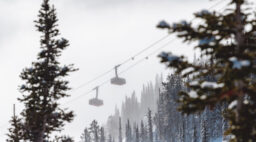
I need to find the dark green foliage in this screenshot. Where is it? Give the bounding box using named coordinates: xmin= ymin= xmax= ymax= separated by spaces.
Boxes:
xmin=154 ymin=73 xmax=224 ymax=141
xmin=6 ymin=115 xmax=24 ymax=142
xmin=158 ymin=0 xmax=256 ymax=141
xmin=16 ymin=0 xmax=77 ymax=141
xmin=54 ymin=135 xmax=74 ymax=142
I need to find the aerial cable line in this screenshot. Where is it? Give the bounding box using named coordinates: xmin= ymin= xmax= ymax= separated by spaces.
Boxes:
xmin=119 ymin=39 xmax=177 ymax=75
xmin=0 ymin=0 xmax=232 ymax=136
xmin=64 ymin=0 xmax=229 ymax=106
xmin=73 ymin=68 xmax=113 ymax=91
xmin=70 ymin=0 xmax=228 ymax=93
xmin=119 ymin=34 xmax=170 ymax=65
xmin=208 ymin=0 xmax=229 ymax=10
xmin=0 ymin=0 xmax=230 ymax=133
xmin=63 ymin=38 xmax=185 ymax=106
xmin=71 ymin=34 xmax=171 ymax=92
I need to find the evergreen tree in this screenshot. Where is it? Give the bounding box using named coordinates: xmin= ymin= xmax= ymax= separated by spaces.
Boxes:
xmin=192 ymin=122 xmax=198 ymax=142
xmin=7 ymin=105 xmax=24 ymax=142
xmin=106 ymin=106 xmax=120 ymax=139
xmin=222 ymin=109 xmax=230 ymax=142
xmin=158 ymin=0 xmax=256 ymax=141
xmin=81 ymin=128 xmax=91 ymax=142
xmin=100 ymin=127 xmax=106 ymax=142
xmin=90 ymin=120 xmax=100 ymax=142
xmin=135 ymin=125 xmax=139 ymax=142
xmin=54 ymin=135 xmax=74 ymax=142
xmin=118 ymin=117 xmax=122 ymax=142
xmin=147 ymin=109 xmax=153 ymax=142
xmin=18 ymin=0 xmax=77 ymax=141
xmin=154 ymin=89 xmax=165 ymax=142
xmin=140 ymin=121 xmax=147 ymax=142
xmin=200 ymin=117 xmax=208 ymax=142
xmin=125 ymin=120 xmax=132 ymax=142
xmin=181 ymin=117 xmax=185 ymax=142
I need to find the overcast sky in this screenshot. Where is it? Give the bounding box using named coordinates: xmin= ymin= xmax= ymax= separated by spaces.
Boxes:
xmin=0 ymin=0 xmax=229 ymax=141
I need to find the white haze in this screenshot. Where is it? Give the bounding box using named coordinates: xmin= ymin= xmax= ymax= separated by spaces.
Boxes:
xmin=0 ymin=0 xmax=228 ymax=141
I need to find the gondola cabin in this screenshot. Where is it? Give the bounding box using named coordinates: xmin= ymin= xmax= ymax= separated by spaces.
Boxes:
xmin=89 ymin=98 xmax=103 ymax=107
xmin=89 ymin=86 xmax=104 ymax=107
xmin=111 ymin=65 xmax=126 ymax=86
xmin=111 ymin=77 xmax=126 ymax=85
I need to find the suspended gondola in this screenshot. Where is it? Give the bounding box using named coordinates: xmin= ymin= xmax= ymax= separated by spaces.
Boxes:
xmin=111 ymin=65 xmax=126 ymax=85
xmin=89 ymin=86 xmax=103 ymax=107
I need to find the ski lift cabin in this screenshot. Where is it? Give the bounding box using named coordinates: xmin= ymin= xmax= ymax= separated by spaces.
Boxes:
xmin=111 ymin=65 xmax=126 ymax=85
xmin=89 ymin=87 xmax=103 ymax=107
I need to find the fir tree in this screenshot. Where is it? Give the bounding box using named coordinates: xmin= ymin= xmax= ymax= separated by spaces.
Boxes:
xmin=181 ymin=117 xmax=185 ymax=142
xmin=118 ymin=117 xmax=122 ymax=142
xmin=147 ymin=109 xmax=153 ymax=142
xmin=140 ymin=121 xmax=147 ymax=142
xmin=154 ymin=89 xmax=165 ymax=142
xmin=17 ymin=0 xmax=77 ymax=141
xmin=125 ymin=120 xmax=132 ymax=142
xmin=135 ymin=125 xmax=139 ymax=142
xmin=7 ymin=104 xmax=24 ymax=142
xmin=158 ymin=0 xmax=256 ymax=141
xmin=200 ymin=117 xmax=208 ymax=142
xmin=100 ymin=127 xmax=106 ymax=142
xmin=81 ymin=128 xmax=91 ymax=142
xmin=90 ymin=120 xmax=100 ymax=142
xmin=192 ymin=122 xmax=198 ymax=142
xmin=54 ymin=135 xmax=74 ymax=142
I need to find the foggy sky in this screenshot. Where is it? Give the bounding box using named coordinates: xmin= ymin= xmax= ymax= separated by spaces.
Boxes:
xmin=0 ymin=0 xmax=228 ymax=141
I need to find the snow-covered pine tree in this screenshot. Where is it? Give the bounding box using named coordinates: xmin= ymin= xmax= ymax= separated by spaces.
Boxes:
xmin=90 ymin=120 xmax=100 ymax=142
xmin=7 ymin=104 xmax=24 ymax=142
xmin=162 ymin=75 xmax=183 ymax=142
xmin=18 ymin=0 xmax=77 ymax=141
xmin=154 ymin=103 xmax=163 ymax=142
xmin=81 ymin=128 xmax=91 ymax=142
xmin=158 ymin=0 xmax=256 ymax=141
xmin=155 ymin=87 xmax=168 ymax=142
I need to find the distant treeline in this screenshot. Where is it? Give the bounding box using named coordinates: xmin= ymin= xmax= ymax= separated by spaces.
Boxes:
xmin=80 ymin=70 xmax=228 ymax=142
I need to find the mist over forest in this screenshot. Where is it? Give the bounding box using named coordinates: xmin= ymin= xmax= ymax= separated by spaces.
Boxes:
xmin=3 ymin=0 xmax=256 ymax=142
